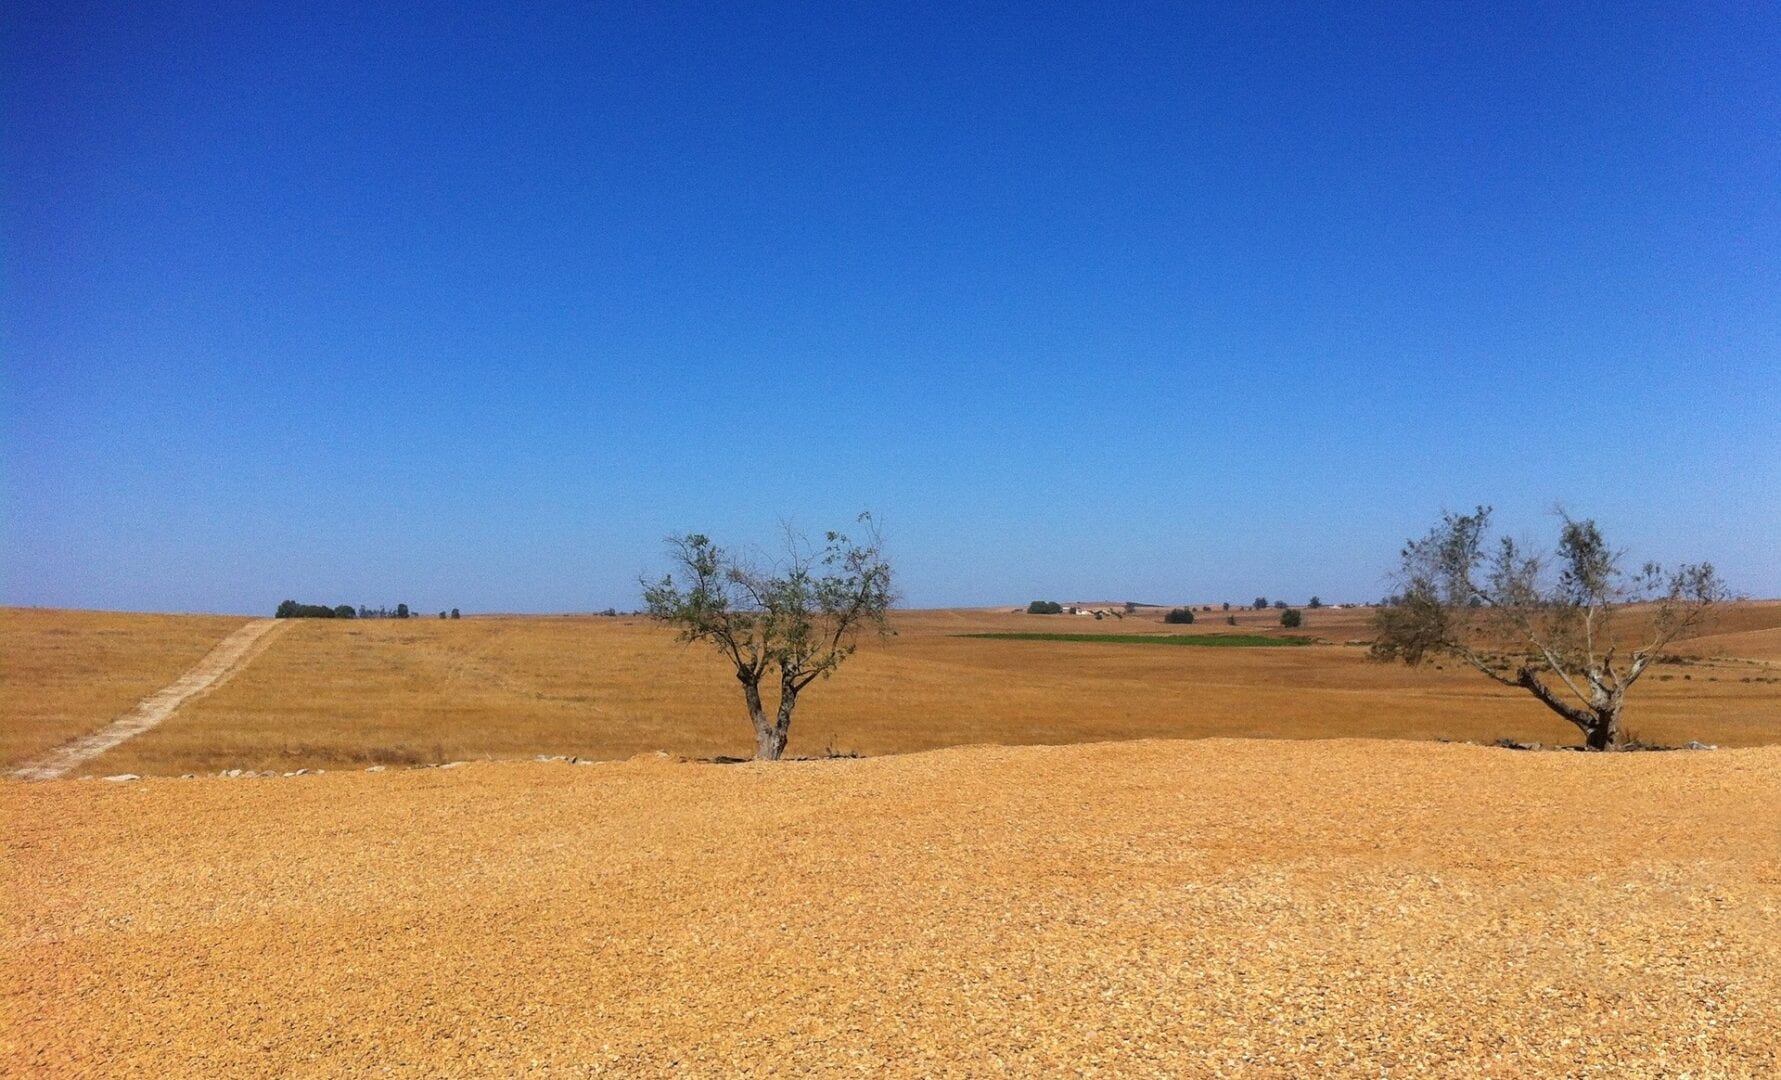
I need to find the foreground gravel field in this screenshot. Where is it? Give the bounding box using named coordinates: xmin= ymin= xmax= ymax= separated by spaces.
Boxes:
xmin=5 ymin=739 xmax=1779 ymax=1077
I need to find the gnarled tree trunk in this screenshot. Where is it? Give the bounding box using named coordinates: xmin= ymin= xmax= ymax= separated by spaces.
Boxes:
xmin=740 ymin=678 xmax=783 ymax=761
xmin=1583 ymin=687 xmax=1624 ymax=751
xmin=1515 ymin=667 xmax=1625 ymax=750
xmin=740 ymin=676 xmax=797 ymax=760
xmin=758 ymin=677 xmax=798 ymax=761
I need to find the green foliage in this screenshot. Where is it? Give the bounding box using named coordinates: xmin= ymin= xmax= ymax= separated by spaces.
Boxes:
xmin=1308 ymin=596 xmax=1323 ymax=609
xmin=395 ymin=603 xmax=410 ymax=619
xmin=1253 ymin=597 xmax=1268 ymax=609
xmin=1163 ymin=607 xmax=1195 ymax=624
xmin=1026 ymin=600 xmax=1064 ymax=615
xmin=963 ymin=632 xmax=1312 ymax=647
xmin=450 ymin=608 xmax=461 ymax=619
xmin=1280 ymin=608 xmax=1303 ymax=628
xmin=275 ymin=600 xmax=346 ymax=619
xmin=1370 ymin=505 xmax=1729 ymax=749
xmin=643 ymin=515 xmax=894 ymax=760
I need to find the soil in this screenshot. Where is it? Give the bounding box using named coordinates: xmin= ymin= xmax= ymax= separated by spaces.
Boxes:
xmin=5 ymin=737 xmax=1777 ymax=1076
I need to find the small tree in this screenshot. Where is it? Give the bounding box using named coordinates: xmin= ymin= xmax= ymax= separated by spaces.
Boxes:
xmin=450 ymin=608 xmax=461 ymax=619
xmin=1281 ymin=608 xmax=1302 ymax=628
xmin=1026 ymin=600 xmax=1063 ymax=615
xmin=643 ymin=515 xmax=893 ymax=761
xmin=334 ymin=604 xmax=356 ymax=619
xmin=1222 ymin=602 xmax=1230 ymax=611
xmin=1163 ymin=607 xmax=1196 ymax=624
xmin=1371 ymin=507 xmax=1726 ymax=750
xmin=1253 ymin=596 xmax=1268 ymax=610
xmin=395 ymin=603 xmax=410 ymax=619
xmin=1308 ymin=596 xmax=1323 ymax=609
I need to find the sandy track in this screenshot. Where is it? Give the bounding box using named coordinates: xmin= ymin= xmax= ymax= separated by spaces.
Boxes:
xmin=8 ymin=619 xmax=285 ymax=781
xmin=5 ymin=739 xmax=1778 ymax=1077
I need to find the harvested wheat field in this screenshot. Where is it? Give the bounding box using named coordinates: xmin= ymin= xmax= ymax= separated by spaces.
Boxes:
xmin=5 ymin=739 xmax=1779 ymax=1077
xmin=0 ymin=608 xmax=248 ymax=768
xmin=6 ymin=603 xmax=1777 ymax=778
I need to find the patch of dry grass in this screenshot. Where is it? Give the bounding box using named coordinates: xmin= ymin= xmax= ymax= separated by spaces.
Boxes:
xmin=16 ymin=601 xmax=1770 ymax=776
xmin=0 ymin=608 xmax=247 ymax=768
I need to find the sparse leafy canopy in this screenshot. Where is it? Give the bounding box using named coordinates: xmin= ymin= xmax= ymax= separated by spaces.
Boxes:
xmin=1371 ymin=507 xmax=1727 ymax=749
xmin=643 ymin=515 xmax=893 ymax=760
xmin=1280 ymin=608 xmax=1302 ymax=628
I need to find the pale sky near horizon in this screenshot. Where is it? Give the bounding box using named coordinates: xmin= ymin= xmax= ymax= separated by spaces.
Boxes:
xmin=5 ymin=2 xmax=1778 ymax=615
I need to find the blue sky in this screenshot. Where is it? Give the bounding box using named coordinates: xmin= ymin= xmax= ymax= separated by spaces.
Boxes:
xmin=5 ymin=2 xmax=1778 ymax=614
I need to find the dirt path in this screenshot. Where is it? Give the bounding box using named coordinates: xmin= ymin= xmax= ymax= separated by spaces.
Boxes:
xmin=9 ymin=619 xmax=286 ymax=781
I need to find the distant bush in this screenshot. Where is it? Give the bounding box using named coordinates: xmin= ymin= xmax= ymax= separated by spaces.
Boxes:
xmin=1163 ymin=607 xmax=1196 ymax=624
xmin=450 ymin=608 xmax=461 ymax=619
xmin=1281 ymin=608 xmax=1303 ymax=628
xmin=1253 ymin=597 xmax=1268 ymax=610
xmin=1308 ymin=596 xmax=1323 ymax=609
xmin=1222 ymin=602 xmax=1231 ymax=611
xmin=1273 ymin=600 xmax=1288 ymax=609
xmin=275 ymin=600 xmax=350 ymax=619
xmin=1226 ymin=615 xmax=1237 ymax=626
xmin=396 ymin=603 xmax=410 ymax=619
xmin=1026 ymin=600 xmax=1064 ymax=615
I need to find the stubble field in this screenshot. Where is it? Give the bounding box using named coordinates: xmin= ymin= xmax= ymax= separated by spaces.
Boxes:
xmin=6 ymin=739 xmax=1779 ymax=1076
xmin=2 ymin=602 xmax=1777 ymax=778
xmin=4 ymin=604 xmax=1780 ymax=1076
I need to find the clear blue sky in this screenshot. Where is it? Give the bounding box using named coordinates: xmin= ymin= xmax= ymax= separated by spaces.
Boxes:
xmin=4 ymin=2 xmax=1777 ymax=614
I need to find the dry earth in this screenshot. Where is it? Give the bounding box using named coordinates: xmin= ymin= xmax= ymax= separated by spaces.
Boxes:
xmin=5 ymin=739 xmax=1779 ymax=1077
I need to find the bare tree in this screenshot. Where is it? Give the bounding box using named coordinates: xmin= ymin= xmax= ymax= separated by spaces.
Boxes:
xmin=1371 ymin=507 xmax=1727 ymax=750
xmin=642 ymin=514 xmax=893 ymax=760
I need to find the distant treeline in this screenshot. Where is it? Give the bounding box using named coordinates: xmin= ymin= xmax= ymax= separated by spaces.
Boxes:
xmin=274 ymin=601 xmax=460 ymax=620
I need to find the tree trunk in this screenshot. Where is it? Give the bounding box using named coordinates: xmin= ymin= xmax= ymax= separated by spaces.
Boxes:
xmin=1516 ymin=667 xmax=1620 ymax=750
xmin=760 ymin=679 xmax=798 ymax=762
xmin=741 ymin=678 xmax=783 ymax=761
xmin=1584 ymin=691 xmax=1624 ymax=751
xmin=754 ymin=723 xmax=787 ymax=761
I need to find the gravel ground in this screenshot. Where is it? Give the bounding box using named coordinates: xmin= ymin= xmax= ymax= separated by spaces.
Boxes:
xmin=5 ymin=739 xmax=1779 ymax=1077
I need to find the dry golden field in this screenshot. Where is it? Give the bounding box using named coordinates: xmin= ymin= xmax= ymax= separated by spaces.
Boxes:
xmin=0 ymin=607 xmax=248 ymax=768
xmin=2 ymin=603 xmax=1777 ymax=777
xmin=5 ymin=739 xmax=1778 ymax=1076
